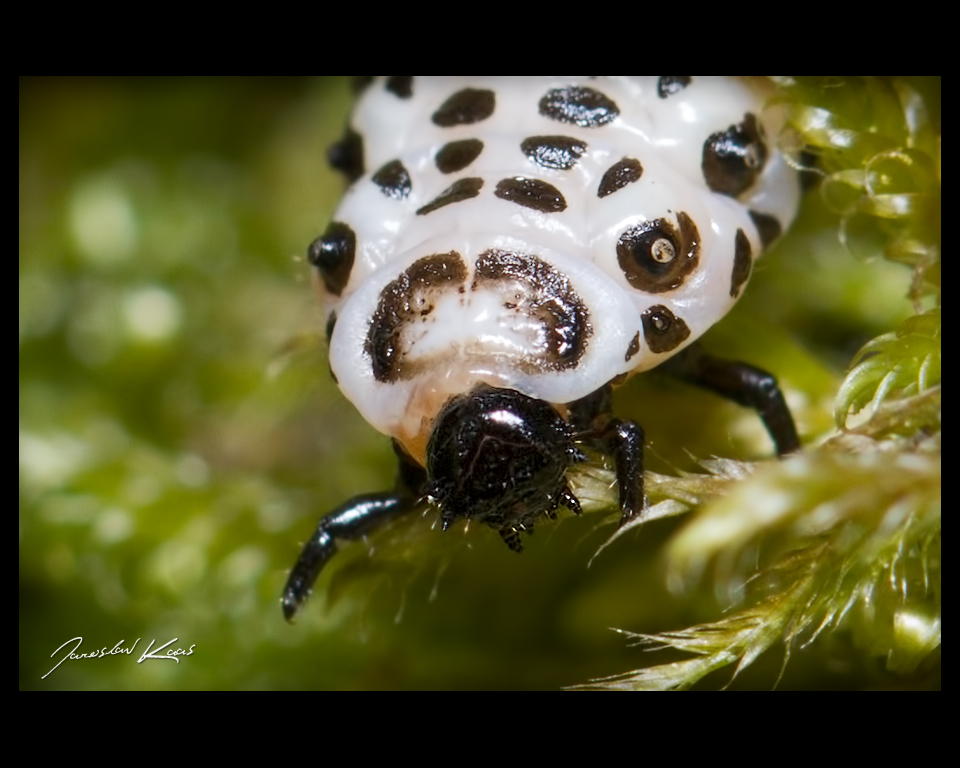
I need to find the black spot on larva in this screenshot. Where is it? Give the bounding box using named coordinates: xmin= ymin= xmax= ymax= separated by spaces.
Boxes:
xmin=325 ymin=311 xmax=337 ymax=344
xmin=432 ymin=88 xmax=496 ymax=127
xmin=702 ymin=113 xmax=767 ymax=197
xmin=625 ymin=332 xmax=641 ymax=362
xmin=307 ymin=221 xmax=356 ymax=296
xmin=657 ymin=76 xmax=691 ymax=98
xmin=521 ymin=135 xmax=587 ymax=170
xmin=616 ymin=211 xmax=700 ymax=293
xmin=435 ymin=138 xmax=484 ymax=174
xmin=539 ymin=86 xmax=620 ymax=128
xmin=748 ymin=209 xmax=782 ymax=249
xmin=385 ymin=76 xmax=413 ymax=99
xmin=372 ymin=159 xmax=412 ymax=200
xmin=494 ymin=177 xmax=567 ymax=213
xmin=597 ymin=157 xmax=643 ymax=198
xmin=365 ymin=253 xmax=468 ymax=383
xmin=730 ymin=228 xmax=752 ymax=298
xmin=416 ymin=177 xmax=484 ymax=215
xmin=641 ymin=305 xmax=690 ymax=354
xmin=474 ymin=250 xmax=591 ymax=369
xmin=327 ymin=128 xmax=364 ymax=183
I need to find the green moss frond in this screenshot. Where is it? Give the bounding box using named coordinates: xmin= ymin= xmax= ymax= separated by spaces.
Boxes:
xmin=775 ymin=76 xmax=941 ymax=308
xmin=835 ymin=307 xmax=941 ymax=426
xmin=580 ymin=432 xmax=940 ymax=690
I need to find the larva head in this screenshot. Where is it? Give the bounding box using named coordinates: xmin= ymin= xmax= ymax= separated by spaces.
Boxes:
xmin=426 ymin=385 xmax=585 ymax=541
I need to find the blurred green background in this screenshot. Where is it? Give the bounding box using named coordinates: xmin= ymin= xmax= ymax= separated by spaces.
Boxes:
xmin=20 ymin=77 xmax=929 ymax=689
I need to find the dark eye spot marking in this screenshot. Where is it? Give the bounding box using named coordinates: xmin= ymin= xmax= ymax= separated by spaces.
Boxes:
xmin=625 ymin=332 xmax=641 ymax=362
xmin=520 ymin=135 xmax=587 ymax=170
xmin=432 ymin=88 xmax=496 ymax=127
xmin=327 ymin=128 xmax=364 ymax=183
xmin=372 ymin=159 xmax=412 ymax=200
xmin=435 ymin=138 xmax=484 ymax=174
xmin=597 ymin=157 xmax=643 ymax=198
xmin=731 ymin=229 xmax=753 ymax=298
xmin=474 ymin=249 xmax=591 ymax=369
xmin=385 ymin=76 xmax=413 ymax=99
xmin=702 ymin=113 xmax=768 ymax=197
xmin=494 ymin=177 xmax=567 ymax=214
xmin=539 ymin=86 xmax=620 ymax=128
xmin=307 ymin=221 xmax=356 ymax=296
xmin=748 ymin=209 xmax=783 ymax=249
xmin=641 ymin=305 xmax=690 ymax=353
xmin=416 ymin=177 xmax=484 ymax=215
xmin=616 ymin=212 xmax=700 ymax=293
xmin=366 ymin=253 xmax=469 ymax=383
xmin=657 ymin=76 xmax=691 ymax=98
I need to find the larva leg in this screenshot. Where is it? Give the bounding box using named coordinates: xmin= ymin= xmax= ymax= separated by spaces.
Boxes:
xmin=569 ymin=385 xmax=646 ymax=528
xmin=281 ymin=442 xmax=427 ymax=621
xmin=661 ymin=343 xmax=800 ymax=456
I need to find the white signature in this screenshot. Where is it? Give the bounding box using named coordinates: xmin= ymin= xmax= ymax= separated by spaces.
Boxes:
xmin=42 ymin=636 xmax=196 ymax=680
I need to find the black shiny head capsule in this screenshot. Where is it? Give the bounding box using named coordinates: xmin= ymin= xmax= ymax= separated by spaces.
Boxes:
xmin=426 ymin=385 xmax=585 ymax=550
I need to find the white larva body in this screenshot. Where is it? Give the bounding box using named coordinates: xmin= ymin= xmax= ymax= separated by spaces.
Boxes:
xmin=314 ymin=76 xmax=800 ymax=463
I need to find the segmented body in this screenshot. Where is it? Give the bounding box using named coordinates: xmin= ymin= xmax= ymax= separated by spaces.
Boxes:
xmin=310 ymin=76 xmax=799 ymax=466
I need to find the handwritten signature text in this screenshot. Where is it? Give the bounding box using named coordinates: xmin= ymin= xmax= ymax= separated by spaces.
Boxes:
xmin=43 ymin=636 xmax=196 ymax=680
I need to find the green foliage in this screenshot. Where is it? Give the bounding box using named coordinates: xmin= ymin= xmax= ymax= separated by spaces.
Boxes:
xmin=835 ymin=308 xmax=940 ymax=427
xmin=577 ymin=436 xmax=940 ymax=690
xmin=774 ymin=76 xmax=941 ymax=307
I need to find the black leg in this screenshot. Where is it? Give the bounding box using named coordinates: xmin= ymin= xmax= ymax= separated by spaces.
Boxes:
xmin=281 ymin=492 xmax=422 ymax=621
xmin=660 ymin=344 xmax=801 ymax=456
xmin=281 ymin=440 xmax=428 ymax=622
xmin=569 ymin=386 xmax=646 ymax=528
